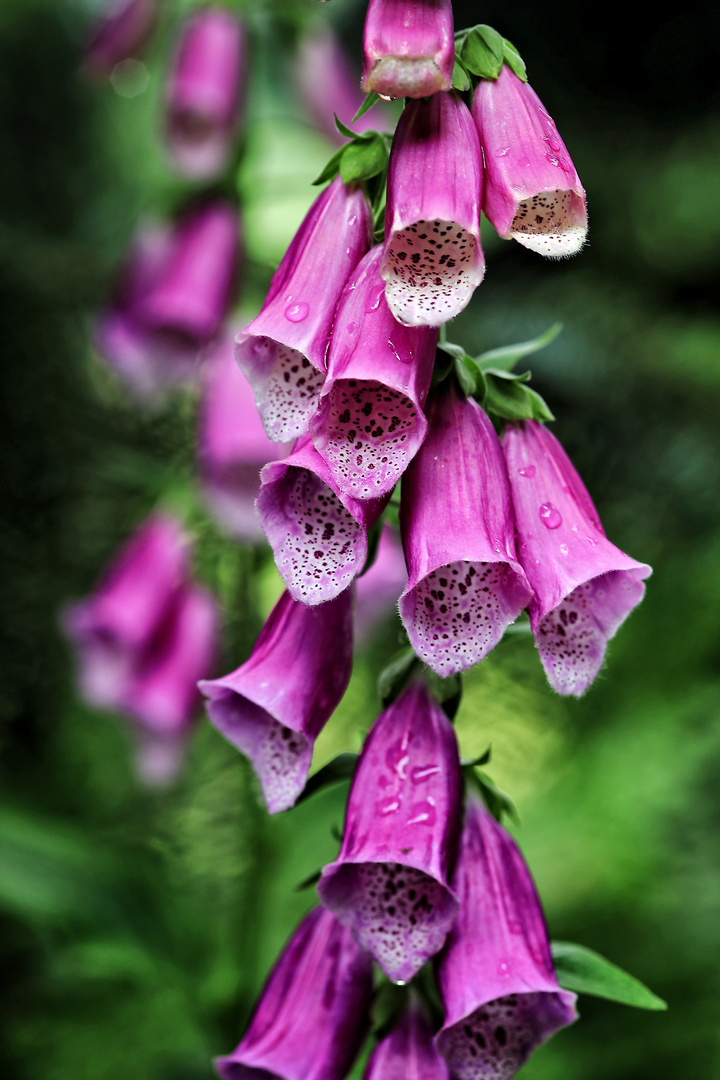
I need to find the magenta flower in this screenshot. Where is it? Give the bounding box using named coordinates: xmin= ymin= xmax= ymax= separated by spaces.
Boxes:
xmin=257 ymin=434 xmax=389 ymax=605
xmin=472 ymin=65 xmax=588 ymax=257
xmin=435 ymin=793 xmax=577 ymax=1080
xmin=198 ymin=330 xmax=285 ymax=543
xmin=354 ymin=523 xmax=407 ymax=643
xmin=84 ymin=0 xmax=160 ymax=81
xmin=236 ymin=178 xmax=373 ymax=443
xmin=399 ymin=384 xmax=533 ymax=676
xmin=382 ymin=92 xmax=484 ymax=326
xmin=502 ymin=420 xmax=651 ymax=696
xmin=215 ymin=906 xmax=374 ymax=1080
xmin=164 ymin=7 xmax=247 ymax=180
xmin=364 ymin=1006 xmax=449 ymax=1080
xmin=318 ymin=680 xmax=462 ymax=984
xmin=96 ymin=202 xmax=239 ymax=399
xmin=199 ymin=588 xmax=353 ymax=814
xmin=310 ymin=244 xmax=438 ymax=500
xmin=362 ymin=0 xmax=454 ymax=100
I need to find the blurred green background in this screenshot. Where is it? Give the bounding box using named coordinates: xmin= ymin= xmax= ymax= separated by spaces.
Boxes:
xmin=1 ymin=0 xmax=719 ymax=1077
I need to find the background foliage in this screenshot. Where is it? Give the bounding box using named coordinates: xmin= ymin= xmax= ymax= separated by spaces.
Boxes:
xmin=1 ymin=0 xmax=719 ymax=1077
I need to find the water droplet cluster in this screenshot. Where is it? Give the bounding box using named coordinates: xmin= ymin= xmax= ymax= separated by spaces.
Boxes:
xmin=385 ymin=219 xmax=478 ymax=324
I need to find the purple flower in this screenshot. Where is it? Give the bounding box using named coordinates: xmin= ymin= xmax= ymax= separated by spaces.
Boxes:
xmin=199 ymin=588 xmax=353 ymax=814
xmin=215 ymin=906 xmax=374 ymax=1080
xmin=502 ymin=420 xmax=651 ymax=696
xmin=96 ymin=202 xmax=239 ymax=399
xmin=382 ymin=92 xmax=484 ymax=326
xmin=362 ymin=0 xmax=454 ymax=100
xmin=164 ymin=7 xmax=247 ymax=180
xmin=354 ymin=523 xmax=407 ymax=643
xmin=318 ymin=680 xmax=462 ymax=984
xmin=471 ymin=65 xmax=588 ymax=257
xmin=198 ymin=330 xmax=286 ymax=542
xmin=399 ymin=384 xmax=533 ymax=676
xmin=310 ymin=244 xmax=438 ymax=500
xmin=236 ymin=178 xmax=373 ymax=443
xmin=84 ymin=0 xmax=160 ymax=81
xmin=435 ymin=793 xmax=577 ymax=1080
xmin=364 ymin=1006 xmax=449 ymax=1080
xmin=257 ymin=434 xmax=389 ymax=605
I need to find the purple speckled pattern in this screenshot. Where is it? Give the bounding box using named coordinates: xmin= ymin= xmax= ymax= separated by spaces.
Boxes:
xmin=236 ymin=177 xmax=373 ymax=442
xmin=318 ymin=680 xmax=462 ymax=983
xmin=382 ymin=92 xmax=484 ymax=326
xmin=310 ymin=245 xmax=438 ymax=500
xmin=502 ymin=420 xmax=651 ymax=696
xmin=362 ymin=0 xmax=454 ymax=100
xmin=399 ymin=385 xmax=533 ymax=676
xmin=199 ymin=588 xmax=353 ymax=814
xmin=363 ymin=1006 xmax=449 ymax=1080
xmin=472 ymin=65 xmax=587 ymax=257
xmin=215 ymin=907 xmax=373 ymax=1080
xmin=435 ymin=795 xmax=577 ymax=1080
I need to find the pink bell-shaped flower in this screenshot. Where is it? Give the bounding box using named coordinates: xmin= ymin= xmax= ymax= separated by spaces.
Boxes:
xmin=363 ymin=1005 xmax=449 ymax=1080
xmin=502 ymin=420 xmax=651 ymax=695
xmin=362 ymin=0 xmax=454 ymax=100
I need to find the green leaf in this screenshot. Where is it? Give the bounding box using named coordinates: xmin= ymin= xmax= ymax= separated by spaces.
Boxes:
xmin=462 ymin=746 xmax=492 ymax=767
xmin=451 ymin=56 xmax=472 ymax=92
xmin=352 ymin=91 xmax=381 ymax=125
xmin=334 ymin=114 xmax=359 ymax=140
xmin=551 ymin=942 xmax=668 ymax=1011
xmin=475 ymin=322 xmax=563 ymax=372
xmin=312 ymin=145 xmax=345 ymax=186
xmin=340 ymin=134 xmax=388 ymax=184
xmin=465 ymin=766 xmax=520 ymax=825
xmin=295 ymin=752 xmax=358 ymax=806
xmin=424 ymin=670 xmax=463 ymax=721
xmin=461 ymin=24 xmax=505 ymax=79
xmin=378 ymin=646 xmax=419 ymax=707
xmin=454 ymin=354 xmax=480 ymax=396
xmin=358 ymin=519 xmax=383 ymax=577
xmin=502 ymin=38 xmax=528 ymax=81
xmin=483 ymin=371 xmax=555 ymax=422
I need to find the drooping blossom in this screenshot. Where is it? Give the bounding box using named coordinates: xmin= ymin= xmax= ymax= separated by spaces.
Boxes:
xmin=84 ymin=0 xmax=160 ymax=81
xmin=215 ymin=906 xmax=374 ymax=1080
xmin=198 ymin=330 xmax=285 ymax=542
xmin=95 ymin=201 xmax=239 ymax=399
xmin=318 ymin=679 xmax=462 ymax=983
xmin=354 ymin=523 xmax=407 ymax=643
xmin=471 ymin=65 xmax=588 ymax=257
xmin=164 ymin=6 xmax=247 ymax=180
xmin=382 ymin=92 xmax=484 ymax=326
xmin=362 ymin=0 xmax=454 ymax=100
xmin=257 ymin=434 xmax=389 ymax=605
xmin=199 ymin=588 xmax=353 ymax=813
xmin=501 ymin=420 xmax=651 ymax=696
xmin=363 ymin=1006 xmax=449 ymax=1080
xmin=310 ymin=244 xmax=438 ymax=501
xmin=435 ymin=793 xmax=577 ymax=1080
xmin=399 ymin=384 xmax=533 ymax=676
xmin=235 ymin=177 xmax=373 ymax=443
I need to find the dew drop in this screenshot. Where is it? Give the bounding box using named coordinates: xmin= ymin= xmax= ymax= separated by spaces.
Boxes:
xmin=539 ymin=502 xmax=562 ymax=529
xmin=543 ymin=135 xmax=562 ymax=152
xmin=518 ymin=465 xmax=536 ymax=478
xmin=559 ymin=543 xmax=569 ymax=555
xmin=495 ymin=146 xmax=511 ymax=157
xmin=284 ymin=301 xmax=309 ymax=323
xmin=365 ymin=285 xmax=385 ymax=313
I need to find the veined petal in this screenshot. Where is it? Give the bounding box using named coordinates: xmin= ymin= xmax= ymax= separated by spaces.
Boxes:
xmin=362 ymin=0 xmax=454 ymax=100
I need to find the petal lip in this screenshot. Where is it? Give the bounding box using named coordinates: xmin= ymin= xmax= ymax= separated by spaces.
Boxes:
xmin=361 ymin=0 xmax=454 ymax=99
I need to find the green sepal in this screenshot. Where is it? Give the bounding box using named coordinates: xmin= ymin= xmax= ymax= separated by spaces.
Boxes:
xmin=551 ymin=942 xmax=668 ymax=1011
xmin=294 ymin=752 xmax=358 ymax=806
xmin=358 ymin=518 xmax=383 ymax=578
xmin=483 ymin=369 xmax=555 ymax=422
xmin=312 ymin=145 xmax=345 ymax=186
xmin=460 ymin=24 xmax=505 ymax=80
xmin=475 ymin=321 xmax=563 ymax=373
xmin=340 ymin=132 xmax=388 ymax=184
xmin=455 ymin=354 xmax=485 ymax=398
xmin=334 ymin=114 xmax=358 ymax=140
xmin=378 ymin=646 xmax=419 ymax=707
xmin=451 ymin=55 xmax=472 ymax=92
xmin=424 ymin=670 xmax=463 ymax=721
xmin=502 ymin=37 xmax=528 ymax=81
xmin=352 ymin=91 xmax=382 ymax=125
xmin=430 ymin=348 xmax=454 ymax=388
xmin=463 ymin=762 xmax=520 ymax=826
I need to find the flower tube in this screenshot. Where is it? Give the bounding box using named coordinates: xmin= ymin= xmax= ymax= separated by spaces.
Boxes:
xmin=236 ymin=177 xmax=373 ymax=442
xmin=502 ymin=420 xmax=651 ymax=695
xmin=215 ymin=906 xmax=374 ymax=1080
xmin=200 ymin=588 xmax=353 ymax=814
xmin=364 ymin=1006 xmax=449 ymax=1080
xmin=318 ymin=680 xmax=462 ymax=983
xmin=399 ymin=384 xmax=533 ymax=676
xmin=84 ymin=0 xmax=160 ymax=80
xmin=435 ymin=793 xmax=577 ymax=1080
xmin=362 ymin=0 xmax=454 ymax=100
xmin=165 ymin=7 xmax=247 ymax=180
xmin=472 ymin=65 xmax=587 ymax=257
xmin=257 ymin=434 xmax=390 ymax=606
xmin=382 ymin=92 xmax=484 ymax=327
xmin=310 ymin=244 xmax=438 ymax=500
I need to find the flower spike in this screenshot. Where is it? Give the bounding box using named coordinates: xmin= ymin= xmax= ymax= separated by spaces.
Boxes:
xmin=362 ymin=0 xmax=454 ymax=100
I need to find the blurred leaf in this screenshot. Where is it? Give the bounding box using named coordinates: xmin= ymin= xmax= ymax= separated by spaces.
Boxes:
xmin=551 ymin=942 xmax=668 ymax=1010
xmin=425 ymin=670 xmax=463 ymax=721
xmin=296 ymin=753 xmax=358 ymax=806
xmin=475 ymin=322 xmax=563 ymax=372
xmin=461 ymin=25 xmax=505 ymax=79
xmin=462 ymin=746 xmax=492 ymax=767
xmin=464 ymin=767 xmax=520 ymax=826
xmin=378 ymin=647 xmax=418 ymax=707
xmin=294 ymin=868 xmax=322 ymax=892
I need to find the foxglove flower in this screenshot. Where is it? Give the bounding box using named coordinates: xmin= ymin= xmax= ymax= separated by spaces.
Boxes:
xmin=472 ymin=65 xmax=588 ymax=257
xmin=362 ymin=0 xmax=454 ymax=100
xmin=198 ymin=331 xmax=284 ymax=542
xmin=382 ymin=92 xmax=484 ymax=326
xmin=318 ymin=680 xmax=462 ymax=983
xmin=310 ymin=244 xmax=438 ymax=500
xmin=354 ymin=523 xmax=407 ymax=643
xmin=364 ymin=1006 xmax=449 ymax=1080
xmin=96 ymin=202 xmax=239 ymax=399
xmin=502 ymin=420 xmax=651 ymax=696
xmin=435 ymin=793 xmax=577 ymax=1080
xmin=215 ymin=906 xmax=374 ymax=1080
xmin=257 ymin=434 xmax=389 ymax=605
xmin=200 ymin=588 xmax=353 ymax=814
xmin=84 ymin=0 xmax=160 ymax=80
xmin=236 ymin=178 xmax=373 ymax=443
xmin=399 ymin=384 xmax=533 ymax=676
xmin=165 ymin=7 xmax=246 ymax=180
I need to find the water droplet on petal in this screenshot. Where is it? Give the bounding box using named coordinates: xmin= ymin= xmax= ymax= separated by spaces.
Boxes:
xmin=365 ymin=284 xmax=385 ymax=313
xmin=559 ymin=543 xmax=569 ymax=555
xmin=543 ymin=135 xmax=562 ymax=152
xmin=284 ymin=301 xmax=309 ymax=323
xmin=518 ymin=465 xmax=536 ymax=478
xmin=496 ymin=146 xmax=511 ymax=157
xmin=395 ymin=979 xmax=407 ymax=986
xmin=539 ymin=502 xmax=562 ymax=529
xmin=347 ymin=321 xmax=356 ymax=334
